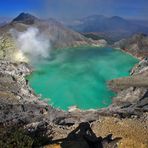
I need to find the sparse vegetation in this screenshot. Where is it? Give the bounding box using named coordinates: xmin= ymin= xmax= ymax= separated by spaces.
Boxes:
xmin=0 ymin=127 xmax=33 ymax=148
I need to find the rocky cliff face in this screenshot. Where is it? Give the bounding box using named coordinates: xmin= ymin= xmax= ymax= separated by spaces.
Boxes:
xmin=108 ymin=58 xmax=148 ymax=118
xmin=114 ymin=33 xmax=148 ymax=58
xmin=111 ymin=35 xmax=148 ymax=117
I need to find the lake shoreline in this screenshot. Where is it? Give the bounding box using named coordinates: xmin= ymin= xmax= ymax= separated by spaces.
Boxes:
xmin=0 ymin=50 xmax=148 ymax=147
xmin=28 ymin=47 xmax=138 ymax=110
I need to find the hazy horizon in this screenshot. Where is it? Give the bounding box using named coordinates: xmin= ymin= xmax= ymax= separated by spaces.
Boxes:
xmin=0 ymin=0 xmax=148 ymax=21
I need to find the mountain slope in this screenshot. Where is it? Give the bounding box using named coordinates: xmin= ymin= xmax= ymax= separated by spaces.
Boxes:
xmin=12 ymin=12 xmax=38 ymax=25
xmin=1 ymin=13 xmax=95 ymax=48
xmin=0 ymin=13 xmax=102 ymax=61
xmin=68 ymin=15 xmax=148 ymax=42
xmin=114 ymin=33 xmax=148 ymax=58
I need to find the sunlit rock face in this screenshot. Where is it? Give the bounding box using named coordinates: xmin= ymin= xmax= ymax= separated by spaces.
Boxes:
xmin=0 ymin=34 xmax=28 ymax=62
xmin=14 ymin=50 xmax=28 ymax=62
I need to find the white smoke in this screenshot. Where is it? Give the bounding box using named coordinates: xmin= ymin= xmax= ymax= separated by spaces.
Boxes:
xmin=10 ymin=27 xmax=50 ymax=60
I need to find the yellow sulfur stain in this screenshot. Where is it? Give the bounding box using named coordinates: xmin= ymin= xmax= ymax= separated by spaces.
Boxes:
xmin=14 ymin=50 xmax=28 ymax=62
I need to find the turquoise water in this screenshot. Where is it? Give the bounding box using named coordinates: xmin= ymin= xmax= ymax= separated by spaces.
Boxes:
xmin=27 ymin=47 xmax=138 ymax=110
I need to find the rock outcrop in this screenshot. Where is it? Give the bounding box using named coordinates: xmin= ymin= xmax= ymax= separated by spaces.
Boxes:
xmin=114 ymin=33 xmax=148 ymax=58
xmin=108 ymin=58 xmax=148 ymax=118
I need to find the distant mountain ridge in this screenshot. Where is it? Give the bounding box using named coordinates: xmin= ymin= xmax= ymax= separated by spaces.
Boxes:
xmin=0 ymin=13 xmax=99 ymax=48
xmin=12 ymin=12 xmax=39 ymax=25
xmin=0 ymin=13 xmax=104 ymax=61
xmin=0 ymin=17 xmax=11 ymax=27
xmin=67 ymin=15 xmax=148 ymax=42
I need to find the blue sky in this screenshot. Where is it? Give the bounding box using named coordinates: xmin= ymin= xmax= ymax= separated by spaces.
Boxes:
xmin=0 ymin=0 xmax=148 ymax=20
xmin=0 ymin=0 xmax=44 ymax=17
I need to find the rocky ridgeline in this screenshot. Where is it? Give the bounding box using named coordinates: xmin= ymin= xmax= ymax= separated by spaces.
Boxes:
xmin=108 ymin=58 xmax=148 ymax=118
xmin=0 ymin=58 xmax=148 ymax=126
xmin=131 ymin=58 xmax=148 ymax=74
xmin=0 ymin=60 xmax=148 ymax=147
xmin=0 ymin=12 xmax=106 ymax=54
xmin=1 ymin=60 xmax=125 ymax=147
xmin=0 ymin=58 xmax=148 ymax=130
xmin=114 ymin=33 xmax=148 ymax=58
xmin=0 ymin=60 xmax=105 ymax=127
xmin=0 ymin=60 xmax=111 ymax=126
xmin=0 ymin=59 xmax=147 ymax=147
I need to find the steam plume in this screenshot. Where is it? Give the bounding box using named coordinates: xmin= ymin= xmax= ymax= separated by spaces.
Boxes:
xmin=11 ymin=27 xmax=50 ymax=60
